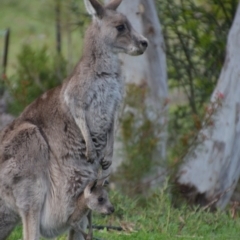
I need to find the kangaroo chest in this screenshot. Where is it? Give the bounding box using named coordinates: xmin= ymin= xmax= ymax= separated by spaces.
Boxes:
xmin=86 ymin=76 xmax=123 ymax=134
xmin=61 ymin=73 xmax=123 ymax=164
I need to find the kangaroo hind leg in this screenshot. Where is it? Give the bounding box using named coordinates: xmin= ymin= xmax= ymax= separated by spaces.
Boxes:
xmin=0 ymin=198 xmax=20 ymax=240
xmin=2 ymin=123 xmax=49 ymax=240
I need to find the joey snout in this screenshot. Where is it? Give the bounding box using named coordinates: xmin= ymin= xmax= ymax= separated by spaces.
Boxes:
xmin=106 ymin=205 xmax=115 ymax=215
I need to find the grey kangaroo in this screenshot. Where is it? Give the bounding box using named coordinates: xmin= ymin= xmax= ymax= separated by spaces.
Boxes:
xmin=68 ymin=178 xmax=114 ymax=240
xmin=0 ymin=0 xmax=148 ymax=239
xmin=0 ymin=178 xmax=114 ymax=240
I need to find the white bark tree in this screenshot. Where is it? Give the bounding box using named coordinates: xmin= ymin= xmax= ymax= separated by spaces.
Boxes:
xmin=177 ymin=2 xmax=240 ymax=209
xmin=105 ymin=0 xmax=168 ymax=181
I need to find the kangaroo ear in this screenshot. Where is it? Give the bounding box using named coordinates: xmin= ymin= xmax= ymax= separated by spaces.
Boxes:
xmin=84 ymin=0 xmax=105 ymax=18
xmin=105 ymin=0 xmax=122 ymax=10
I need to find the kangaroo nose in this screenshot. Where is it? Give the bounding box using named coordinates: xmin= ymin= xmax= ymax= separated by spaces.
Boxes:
xmin=140 ymin=40 xmax=148 ymax=48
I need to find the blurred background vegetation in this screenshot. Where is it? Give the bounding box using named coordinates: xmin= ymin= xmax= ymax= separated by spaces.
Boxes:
xmin=0 ymin=0 xmax=90 ymax=114
xmin=0 ymin=0 xmax=237 ymax=193
xmin=1 ymin=0 xmax=240 ymax=239
xmin=158 ymin=0 xmax=237 ymax=160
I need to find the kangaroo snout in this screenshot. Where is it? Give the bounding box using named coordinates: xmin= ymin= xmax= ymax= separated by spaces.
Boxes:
xmin=138 ymin=38 xmax=149 ymax=54
xmin=127 ymin=34 xmax=149 ymax=56
xmin=140 ymin=39 xmax=148 ymax=49
xmin=107 ymin=205 xmax=115 ymax=215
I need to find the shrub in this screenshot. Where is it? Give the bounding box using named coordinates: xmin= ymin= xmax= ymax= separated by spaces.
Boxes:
xmin=7 ymin=44 xmax=66 ymax=115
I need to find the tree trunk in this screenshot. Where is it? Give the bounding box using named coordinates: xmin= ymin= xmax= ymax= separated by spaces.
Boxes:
xmin=105 ymin=0 xmax=168 ymax=184
xmin=177 ymin=2 xmax=240 ymax=209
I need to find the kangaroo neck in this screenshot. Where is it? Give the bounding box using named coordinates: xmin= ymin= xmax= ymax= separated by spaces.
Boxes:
xmin=81 ymin=24 xmax=119 ymax=75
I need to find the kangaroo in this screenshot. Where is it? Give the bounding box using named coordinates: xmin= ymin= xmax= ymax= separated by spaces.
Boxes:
xmin=0 ymin=178 xmax=114 ymax=240
xmin=68 ymin=178 xmax=114 ymax=240
xmin=0 ymin=0 xmax=148 ymax=239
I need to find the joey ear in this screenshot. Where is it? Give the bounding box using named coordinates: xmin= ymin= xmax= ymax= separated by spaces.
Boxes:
xmin=90 ymin=179 xmax=98 ymax=192
xmin=97 ymin=175 xmax=109 ymax=187
xmin=84 ymin=0 xmax=105 ymax=18
xmin=105 ymin=0 xmax=122 ymax=10
xmin=85 ymin=179 xmax=98 ymax=195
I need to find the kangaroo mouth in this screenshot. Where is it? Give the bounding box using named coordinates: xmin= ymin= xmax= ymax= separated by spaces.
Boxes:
xmin=114 ymin=46 xmax=145 ymax=56
xmin=101 ymin=209 xmax=114 ymax=215
xmin=127 ymin=48 xmax=145 ymax=56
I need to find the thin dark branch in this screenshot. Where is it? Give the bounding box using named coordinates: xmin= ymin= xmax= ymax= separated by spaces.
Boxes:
xmin=55 ymin=0 xmax=62 ymax=54
xmin=202 ymin=183 xmax=235 ymax=210
xmin=175 ymin=31 xmax=197 ymax=114
xmin=231 ymin=0 xmax=238 ymax=21
xmin=167 ymin=3 xmax=197 ymax=114
xmin=2 ymin=28 xmax=10 ymax=77
xmin=166 ymin=43 xmax=193 ymax=103
xmin=91 ymin=225 xmax=123 ymax=231
xmin=217 ymin=0 xmax=231 ymax=25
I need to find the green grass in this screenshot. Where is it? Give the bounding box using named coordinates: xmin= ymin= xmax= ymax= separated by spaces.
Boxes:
xmin=7 ymin=187 xmax=240 ymax=240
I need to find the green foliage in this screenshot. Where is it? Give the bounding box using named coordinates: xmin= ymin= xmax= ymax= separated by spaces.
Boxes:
xmin=157 ymin=0 xmax=236 ymax=110
xmin=68 ymin=0 xmax=90 ymax=29
xmin=156 ymin=0 xmax=237 ymax=157
xmin=114 ymin=84 xmax=161 ymax=196
xmin=0 ymin=0 xmax=89 ymax=76
xmin=7 ymin=44 xmax=66 ymax=115
xmin=0 ymin=0 xmax=92 ymax=114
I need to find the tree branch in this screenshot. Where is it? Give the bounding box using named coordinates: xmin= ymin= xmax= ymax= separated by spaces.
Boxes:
xmin=90 ymin=225 xmax=123 ymax=231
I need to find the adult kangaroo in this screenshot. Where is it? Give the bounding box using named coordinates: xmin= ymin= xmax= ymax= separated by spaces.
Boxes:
xmin=0 ymin=0 xmax=148 ymax=239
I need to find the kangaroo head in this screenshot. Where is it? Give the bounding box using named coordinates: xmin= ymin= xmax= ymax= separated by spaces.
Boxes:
xmin=84 ymin=0 xmax=148 ymax=56
xmin=84 ymin=177 xmax=114 ymax=215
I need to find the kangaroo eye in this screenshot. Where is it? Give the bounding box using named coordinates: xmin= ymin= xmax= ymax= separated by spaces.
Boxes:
xmin=98 ymin=197 xmax=104 ymax=203
xmin=116 ymin=24 xmax=125 ymax=32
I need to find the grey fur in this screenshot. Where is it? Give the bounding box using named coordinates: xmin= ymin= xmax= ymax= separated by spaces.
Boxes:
xmin=0 ymin=0 xmax=148 ymax=239
xmin=0 ymin=179 xmax=113 ymax=240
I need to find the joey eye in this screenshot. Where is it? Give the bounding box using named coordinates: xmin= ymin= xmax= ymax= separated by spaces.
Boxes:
xmin=116 ymin=24 xmax=125 ymax=32
xmin=98 ymin=197 xmax=104 ymax=203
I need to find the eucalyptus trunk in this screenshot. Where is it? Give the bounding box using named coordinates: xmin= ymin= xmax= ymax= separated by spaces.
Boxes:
xmin=177 ymin=2 xmax=240 ymax=209
xmin=105 ymin=0 xmax=168 ymax=185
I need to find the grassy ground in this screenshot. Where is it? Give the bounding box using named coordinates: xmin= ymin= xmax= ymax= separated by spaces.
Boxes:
xmin=7 ymin=187 xmax=240 ymax=240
